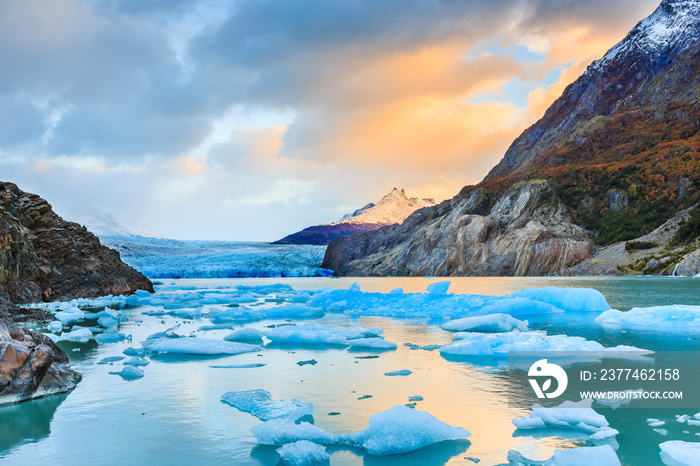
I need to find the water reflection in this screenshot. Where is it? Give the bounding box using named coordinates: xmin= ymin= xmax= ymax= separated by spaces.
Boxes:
xmin=0 ymin=394 xmax=67 ymax=452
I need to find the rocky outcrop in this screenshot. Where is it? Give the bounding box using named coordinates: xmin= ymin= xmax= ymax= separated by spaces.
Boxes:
xmin=275 ymin=188 xmax=435 ymax=245
xmin=0 ymin=181 xmax=154 ymax=304
xmin=674 ymin=249 xmax=700 ymax=276
xmin=323 ymin=181 xmax=594 ymax=276
xmin=0 ymin=320 xmax=81 ymax=405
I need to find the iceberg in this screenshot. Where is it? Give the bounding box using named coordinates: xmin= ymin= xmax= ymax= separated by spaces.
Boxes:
xmin=223 ymin=328 xmax=264 ymax=341
xmin=426 ymin=281 xmax=451 ymax=294
xmin=509 ymin=287 xmax=611 ymax=312
xmin=441 ymin=313 xmax=528 ymax=333
xmin=109 ymin=366 xmax=144 ymax=380
xmin=251 ymin=405 xmax=469 ymax=456
xmin=277 ymin=440 xmax=330 ymax=465
xmin=264 ymin=324 xmax=385 ymax=346
xmin=53 ymin=327 xmax=94 ymax=342
xmin=220 ymin=389 xmax=313 ymax=421
xmin=439 ymin=331 xmax=650 ymax=356
xmin=512 ymin=400 xmax=617 ymax=439
xmin=124 ymin=357 xmax=149 ymax=366
xmin=472 ymin=298 xmax=562 ymax=317
xmin=54 ymin=306 xmax=87 ymax=325
xmin=659 ymin=441 xmax=700 ymax=465
xmin=148 ymin=338 xmax=260 ymax=355
xmin=502 ymin=445 xmax=620 ymax=465
xmin=348 ymin=338 xmax=397 ymax=349
xmin=595 ymin=305 xmax=700 ymax=332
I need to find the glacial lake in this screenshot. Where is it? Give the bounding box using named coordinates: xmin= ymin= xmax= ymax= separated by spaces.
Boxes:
xmin=2 ymin=276 xmax=700 ymax=465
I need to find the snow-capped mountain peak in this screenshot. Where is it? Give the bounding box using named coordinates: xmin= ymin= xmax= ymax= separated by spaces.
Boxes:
xmin=63 ymin=207 xmax=163 ymax=238
xmin=336 ymin=188 xmax=435 ymax=226
xmin=591 ymin=0 xmax=700 ymax=71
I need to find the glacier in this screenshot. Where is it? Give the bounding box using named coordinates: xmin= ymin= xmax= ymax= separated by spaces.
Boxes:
xmin=99 ymin=236 xmax=331 ymax=278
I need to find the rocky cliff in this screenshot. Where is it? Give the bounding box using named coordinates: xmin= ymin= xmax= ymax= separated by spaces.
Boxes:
xmin=0 ymin=181 xmax=154 ymax=305
xmin=323 ymin=181 xmax=594 ymax=276
xmin=324 ymin=0 xmax=700 ymax=276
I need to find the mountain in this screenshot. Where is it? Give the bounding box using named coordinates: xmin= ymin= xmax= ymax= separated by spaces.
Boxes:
xmin=274 ymin=188 xmax=435 ymax=245
xmin=323 ymin=0 xmax=700 ymax=277
xmin=0 ymin=181 xmax=154 ymax=306
xmin=63 ymin=207 xmax=163 ymax=238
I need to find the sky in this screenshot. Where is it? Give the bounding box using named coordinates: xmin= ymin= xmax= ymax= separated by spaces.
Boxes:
xmin=0 ymin=0 xmax=660 ymax=241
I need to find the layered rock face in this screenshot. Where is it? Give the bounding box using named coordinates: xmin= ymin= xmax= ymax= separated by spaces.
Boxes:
xmin=323 ymin=181 xmax=594 ymax=276
xmin=0 ymin=320 xmax=81 ymax=405
xmin=0 ymin=181 xmax=153 ymax=304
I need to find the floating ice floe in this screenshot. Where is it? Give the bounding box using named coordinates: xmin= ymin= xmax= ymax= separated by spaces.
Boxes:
xmin=146 ymin=324 xmax=182 ymax=340
xmin=439 ymin=331 xmax=650 ymax=357
xmin=385 ymin=370 xmax=412 ymax=376
xmin=223 ymin=328 xmax=264 ymax=341
xmin=502 ymin=445 xmax=620 ymax=466
xmin=47 ymin=321 xmax=63 ymax=334
xmin=426 ymin=281 xmax=451 ymax=294
xmin=209 ymin=305 xmax=323 ymax=323
xmin=54 ymin=306 xmax=87 ymax=325
xmin=277 ymin=440 xmax=329 ymax=465
xmin=220 ymin=389 xmax=313 ymax=421
xmin=512 ymin=400 xmax=618 ymax=440
xmin=348 ymin=338 xmax=397 ymax=349
xmin=252 ymin=405 xmax=469 ymax=456
xmin=148 ymin=338 xmax=260 ymax=355
xmin=109 ymin=366 xmax=144 ymax=380
xmin=659 ymin=440 xmax=700 ymax=465
xmin=647 ymin=418 xmax=666 ymax=427
xmin=95 ymin=332 xmax=129 ymax=343
xmin=264 ymin=324 xmax=389 ymax=347
xmin=124 ymin=357 xmax=149 ymax=366
xmin=595 ymin=305 xmax=700 ymax=332
xmin=510 ymin=287 xmax=610 ymax=312
xmin=441 ymin=313 xmax=528 ymax=333
xmin=210 ymin=363 xmax=266 ymax=369
xmin=98 ymin=356 xmax=125 ymax=365
xmin=51 ymin=327 xmax=94 ymax=342
xmin=123 ymin=347 xmax=146 ymax=357
xmin=472 ymin=298 xmax=563 ymax=317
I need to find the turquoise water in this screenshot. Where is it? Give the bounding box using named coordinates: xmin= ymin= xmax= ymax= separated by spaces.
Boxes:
xmin=1 ymin=277 xmax=699 ymax=465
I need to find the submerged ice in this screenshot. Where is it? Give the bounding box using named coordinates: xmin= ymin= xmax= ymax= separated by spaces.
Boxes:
xmin=220 ymin=389 xmax=313 ymax=421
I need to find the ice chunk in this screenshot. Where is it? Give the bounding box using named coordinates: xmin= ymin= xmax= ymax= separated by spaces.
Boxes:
xmin=677 ymin=414 xmax=690 ymax=423
xmin=440 ymin=331 xmax=650 ymax=356
xmin=385 ymin=370 xmax=412 ymax=376
xmin=510 ymin=287 xmax=610 ymax=312
xmin=277 ymin=440 xmax=330 ymax=465
xmin=149 ymin=338 xmax=260 ymax=355
xmin=95 ymin=332 xmax=128 ymax=343
xmin=346 ymin=405 xmax=469 ymax=455
xmin=265 ymin=324 xmax=383 ymax=346
xmin=109 ymin=366 xmax=144 ymax=380
xmin=123 ymin=347 xmax=147 ymax=357
xmin=595 ymin=305 xmax=700 ymax=332
xmin=426 ymin=281 xmax=451 ymax=294
xmin=659 ymin=441 xmax=700 ymax=465
xmin=124 ymin=357 xmax=149 ymax=366
xmin=474 ymin=297 xmax=563 ymax=317
xmin=56 ymin=327 xmax=94 ymax=342
xmin=54 ymin=306 xmax=87 ymax=325
xmin=513 ymin=400 xmax=615 ymax=438
xmin=47 ymin=321 xmax=63 ymax=334
xmin=220 ymin=389 xmax=313 ymax=421
xmin=408 ymin=395 xmax=423 ymax=402
xmin=98 ymin=356 xmax=125 ymax=364
xmin=504 ymin=445 xmax=620 ymax=466
xmin=441 ymin=313 xmax=528 ymax=333
xmin=647 ymin=419 xmax=666 ymax=427
xmin=252 ymin=405 xmax=469 ymax=456
xmin=146 ymin=324 xmax=182 ymax=340
xmin=348 ymin=338 xmax=397 ymax=349
xmin=223 ymin=328 xmax=264 ymax=341
xmin=655 ymin=428 xmax=669 ymax=436
xmin=251 ymin=419 xmax=340 ymax=445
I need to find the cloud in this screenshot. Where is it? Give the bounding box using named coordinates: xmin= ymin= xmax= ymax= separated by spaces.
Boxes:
xmin=0 ymin=0 xmax=666 ymax=240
